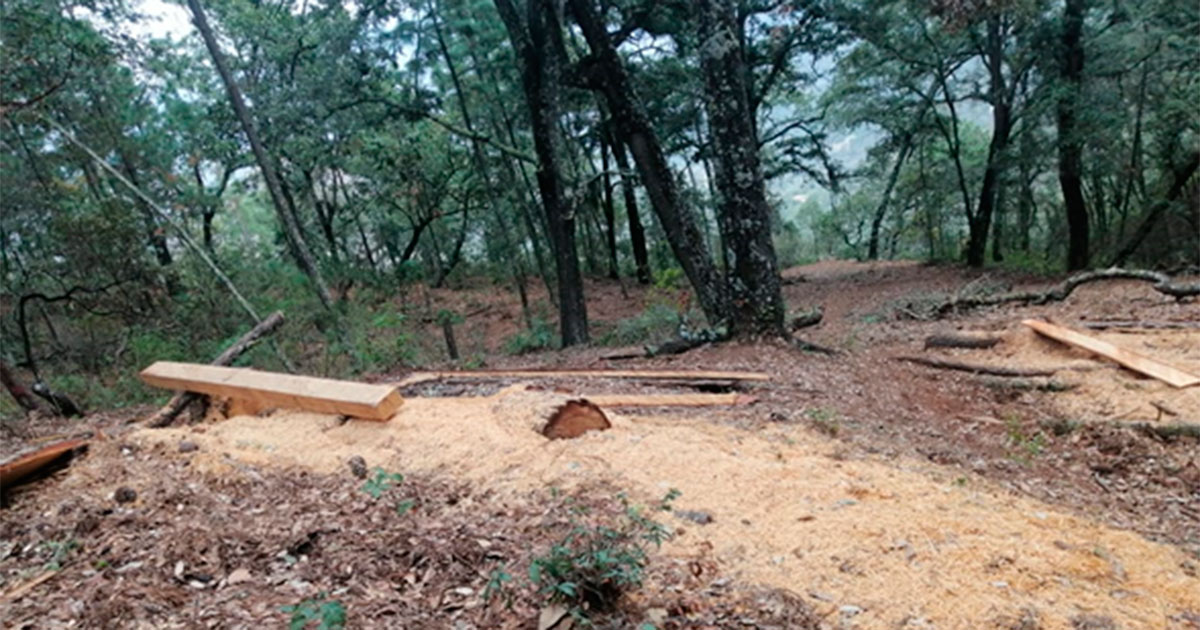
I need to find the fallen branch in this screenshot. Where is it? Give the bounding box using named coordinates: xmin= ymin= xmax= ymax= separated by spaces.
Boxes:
xmin=895 ymin=355 xmax=1059 ymax=377
xmin=144 ymin=311 xmax=286 ymax=427
xmin=789 ymin=307 xmax=823 ymax=331
xmin=937 ymin=268 xmax=1200 ymax=316
xmin=1132 ymin=422 xmax=1200 ymax=441
xmin=923 ymin=332 xmax=1003 ymax=350
xmin=1079 ymin=320 xmax=1200 ymax=331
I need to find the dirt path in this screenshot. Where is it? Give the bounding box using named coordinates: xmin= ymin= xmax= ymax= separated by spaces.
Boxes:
xmin=142 ymin=387 xmax=1200 ymax=629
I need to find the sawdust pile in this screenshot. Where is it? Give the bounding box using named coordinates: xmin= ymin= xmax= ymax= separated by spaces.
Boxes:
xmin=926 ymin=325 xmax=1199 ymax=422
xmin=139 ymin=386 xmax=1200 ymax=630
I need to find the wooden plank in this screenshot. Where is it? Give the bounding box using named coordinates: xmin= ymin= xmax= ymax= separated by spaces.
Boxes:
xmin=583 ymin=393 xmax=756 ymax=407
xmin=1022 ymin=319 xmax=1200 ymax=388
xmin=409 ymin=369 xmax=770 ymax=382
xmin=139 ymin=361 xmax=404 ymax=420
xmin=0 ymin=438 xmax=89 ymax=488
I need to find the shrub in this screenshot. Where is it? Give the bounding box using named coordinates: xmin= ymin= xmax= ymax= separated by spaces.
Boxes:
xmin=281 ymin=595 xmax=346 ymax=630
xmin=504 ymin=316 xmax=555 ymax=355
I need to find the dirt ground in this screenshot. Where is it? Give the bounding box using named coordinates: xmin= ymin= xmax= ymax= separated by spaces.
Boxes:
xmin=2 ymin=260 xmax=1198 ymax=629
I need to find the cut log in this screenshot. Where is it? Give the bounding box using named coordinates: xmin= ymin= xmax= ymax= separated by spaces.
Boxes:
xmin=923 ymin=333 xmax=1003 ymax=350
xmin=895 ymin=356 xmax=1060 ymax=377
xmin=140 ymin=361 xmax=404 ymax=420
xmin=409 ymin=369 xmax=769 ymax=382
xmin=145 ymin=311 xmax=285 ymax=427
xmin=543 ymin=399 xmax=611 ymax=439
xmin=1133 ymin=422 xmax=1200 ymax=440
xmin=937 ymin=268 xmax=1200 ymax=316
xmin=1023 ymin=319 xmax=1200 ymax=388
xmin=583 ymin=392 xmax=756 ymax=407
xmin=0 ymin=438 xmax=89 ymax=490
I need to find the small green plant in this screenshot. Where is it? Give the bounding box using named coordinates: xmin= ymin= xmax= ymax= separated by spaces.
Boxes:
xmin=40 ymin=538 xmax=79 ymax=571
xmin=1005 ymin=415 xmax=1046 ymax=462
xmin=805 ymin=407 xmax=840 ymax=436
xmin=521 ymin=490 xmax=679 ymax=619
xmin=281 ymin=594 xmax=346 ymax=630
xmin=483 ymin=567 xmax=515 ymax=608
xmin=360 ymin=467 xmax=403 ymax=499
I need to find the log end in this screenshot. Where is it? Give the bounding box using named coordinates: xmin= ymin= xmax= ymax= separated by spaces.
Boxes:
xmin=542 ymin=399 xmax=611 ymax=440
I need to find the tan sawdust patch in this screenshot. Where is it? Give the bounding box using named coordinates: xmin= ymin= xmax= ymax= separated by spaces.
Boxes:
xmin=950 ymin=326 xmax=1200 ymax=422
xmin=136 ymin=387 xmax=1200 ymax=630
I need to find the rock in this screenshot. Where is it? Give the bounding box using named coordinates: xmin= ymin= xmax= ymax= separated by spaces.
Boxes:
xmin=839 ymin=605 xmax=863 ymax=616
xmin=178 ymin=441 xmax=199 ymax=453
xmin=538 ymin=603 xmax=573 ymax=630
xmin=226 ymin=568 xmax=252 ymax=585
xmin=113 ymin=487 xmax=137 ymax=504
xmin=645 ymin=607 xmax=668 ymax=625
xmin=676 ymin=509 xmax=714 ymax=525
xmin=347 ymin=455 xmax=368 ymax=479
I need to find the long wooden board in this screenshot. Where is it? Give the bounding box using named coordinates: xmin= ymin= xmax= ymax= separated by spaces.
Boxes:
xmin=1023 ymin=319 xmax=1200 ymax=388
xmin=0 ymin=438 xmax=89 ymax=488
xmin=139 ymin=361 xmax=404 ymax=420
xmin=409 ymin=369 xmax=770 ymax=382
xmin=583 ymin=393 xmax=756 ymax=407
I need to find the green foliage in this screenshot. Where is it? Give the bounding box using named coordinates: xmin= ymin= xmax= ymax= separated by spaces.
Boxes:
xmin=1005 ymin=416 xmax=1047 ymax=463
xmin=360 ymin=467 xmax=404 ymax=499
xmin=503 ymin=317 xmax=555 ymax=355
xmin=281 ymin=595 xmax=346 ymax=630
xmin=603 ymin=303 xmax=687 ymax=347
xmin=40 ymin=538 xmax=79 ymax=571
xmin=518 ymin=490 xmax=678 ymax=618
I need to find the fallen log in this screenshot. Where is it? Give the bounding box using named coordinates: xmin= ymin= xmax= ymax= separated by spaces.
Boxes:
xmin=0 ymin=438 xmax=89 ymax=491
xmin=1132 ymin=422 xmax=1200 ymax=441
xmin=543 ymin=399 xmax=611 ymax=439
xmin=1079 ymin=320 xmax=1200 ymax=331
xmin=923 ymin=332 xmax=1003 ymax=350
xmin=895 ymin=356 xmax=1059 ymax=378
xmin=789 ymin=307 xmax=824 ymax=331
xmin=583 ymin=392 xmax=757 ymax=407
xmin=937 ymin=268 xmax=1200 ymax=316
xmin=0 ymin=361 xmax=44 ymax=414
xmin=1023 ymin=319 xmax=1200 ymax=388
xmin=145 ymin=311 xmax=285 ymax=427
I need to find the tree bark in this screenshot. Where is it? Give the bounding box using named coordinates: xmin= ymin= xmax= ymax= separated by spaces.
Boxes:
xmin=1058 ymin=0 xmax=1090 ymax=270
xmin=696 ymin=0 xmax=786 ymax=338
xmin=606 ymin=125 xmax=651 ymax=284
xmin=966 ymin=16 xmax=1012 ymax=267
xmin=1109 ymin=151 xmax=1199 ymax=267
xmin=494 ymin=0 xmax=589 ymax=346
xmin=569 ymin=0 xmax=729 ymax=326
xmin=868 ymin=134 xmax=913 ymax=260
xmin=1 ymin=362 xmax=45 ymax=414
xmin=186 ymin=0 xmax=335 ymax=310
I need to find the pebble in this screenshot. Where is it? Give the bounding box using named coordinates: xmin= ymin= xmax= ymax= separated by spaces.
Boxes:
xmin=839 ymin=604 xmax=863 ymax=616
xmin=675 ymin=509 xmax=714 ymax=525
xmin=178 ymin=441 xmax=199 ymax=453
xmin=346 ymin=455 xmax=368 ymax=479
xmin=113 ymin=487 xmax=137 ymax=503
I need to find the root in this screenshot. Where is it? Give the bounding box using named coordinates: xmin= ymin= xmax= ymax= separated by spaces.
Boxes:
xmin=937 ymin=268 xmax=1199 ymax=316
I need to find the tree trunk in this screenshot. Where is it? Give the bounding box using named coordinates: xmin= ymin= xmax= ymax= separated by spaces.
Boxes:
xmin=494 ymin=0 xmax=589 ymax=346
xmin=569 ymin=0 xmax=728 ymax=326
xmin=599 ymin=133 xmax=620 ymax=280
xmin=1109 ymin=151 xmax=1199 ymax=266
xmin=605 ymin=125 xmax=651 ymax=284
xmin=867 ymin=135 xmax=913 ymax=260
xmin=1058 ymin=0 xmax=1089 ymax=270
xmin=966 ymin=16 xmax=1012 ymax=268
xmin=696 ymin=0 xmax=786 ymax=338
xmin=186 ymin=0 xmax=334 ymax=310
xmin=1 ymin=361 xmax=45 ymax=414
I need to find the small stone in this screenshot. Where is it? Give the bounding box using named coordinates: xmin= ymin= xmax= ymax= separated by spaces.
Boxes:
xmin=178 ymin=441 xmax=199 ymax=453
xmin=839 ymin=605 xmax=863 ymax=616
xmin=347 ymin=456 xmax=368 ymax=479
xmin=453 ymin=586 xmax=474 ymax=597
xmin=676 ymin=509 xmax=714 ymax=525
xmin=227 ymin=568 xmax=252 ymax=585
xmin=834 ymin=499 xmax=858 ymax=508
xmin=113 ymin=487 xmax=137 ymax=504
xmin=645 ymin=608 xmax=668 ymax=624
xmin=991 ymin=581 xmax=1009 ymax=588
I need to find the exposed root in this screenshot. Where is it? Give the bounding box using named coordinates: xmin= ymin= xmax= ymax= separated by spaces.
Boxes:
xmin=937 ymin=268 xmax=1199 ymax=316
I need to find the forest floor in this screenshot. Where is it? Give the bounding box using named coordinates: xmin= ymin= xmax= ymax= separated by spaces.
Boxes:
xmin=2 ymin=260 xmax=1199 ymax=630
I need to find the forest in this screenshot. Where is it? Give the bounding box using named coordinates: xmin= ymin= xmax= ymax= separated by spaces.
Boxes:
xmin=2 ymin=1 xmax=1200 ymax=628
xmin=2 ymin=0 xmax=1197 ymax=406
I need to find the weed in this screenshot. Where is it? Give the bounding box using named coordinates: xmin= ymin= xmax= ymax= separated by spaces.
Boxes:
xmin=1005 ymin=416 xmax=1046 ymax=463
xmin=489 ymin=490 xmax=679 ymax=620
xmin=805 ymin=407 xmax=841 ymax=436
xmin=40 ymin=538 xmax=78 ymax=571
xmin=483 ymin=568 xmax=515 ymax=608
xmin=281 ymin=594 xmax=346 ymax=630
xmin=360 ymin=467 xmax=403 ymax=499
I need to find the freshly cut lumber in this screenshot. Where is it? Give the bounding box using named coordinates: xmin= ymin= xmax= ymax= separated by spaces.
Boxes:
xmin=543 ymin=399 xmax=611 ymax=439
xmin=896 ymin=355 xmax=1058 ymax=377
xmin=146 ymin=311 xmax=286 ymax=427
xmin=140 ymin=361 xmax=403 ymax=420
xmin=413 ymin=369 xmax=770 ymax=382
xmin=923 ymin=332 xmax=1002 ymax=350
xmin=1023 ymin=319 xmax=1200 ymax=388
xmin=0 ymin=438 xmax=89 ymax=489
xmin=583 ymin=393 xmax=756 ymax=407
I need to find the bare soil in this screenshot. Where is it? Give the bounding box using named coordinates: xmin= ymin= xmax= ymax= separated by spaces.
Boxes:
xmin=2 ymin=261 xmax=1198 ymax=629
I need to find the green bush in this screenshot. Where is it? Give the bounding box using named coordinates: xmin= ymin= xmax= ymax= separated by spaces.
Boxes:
xmin=504 ymin=316 xmax=555 ymax=355
xmin=281 ymin=595 xmax=346 ymax=630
